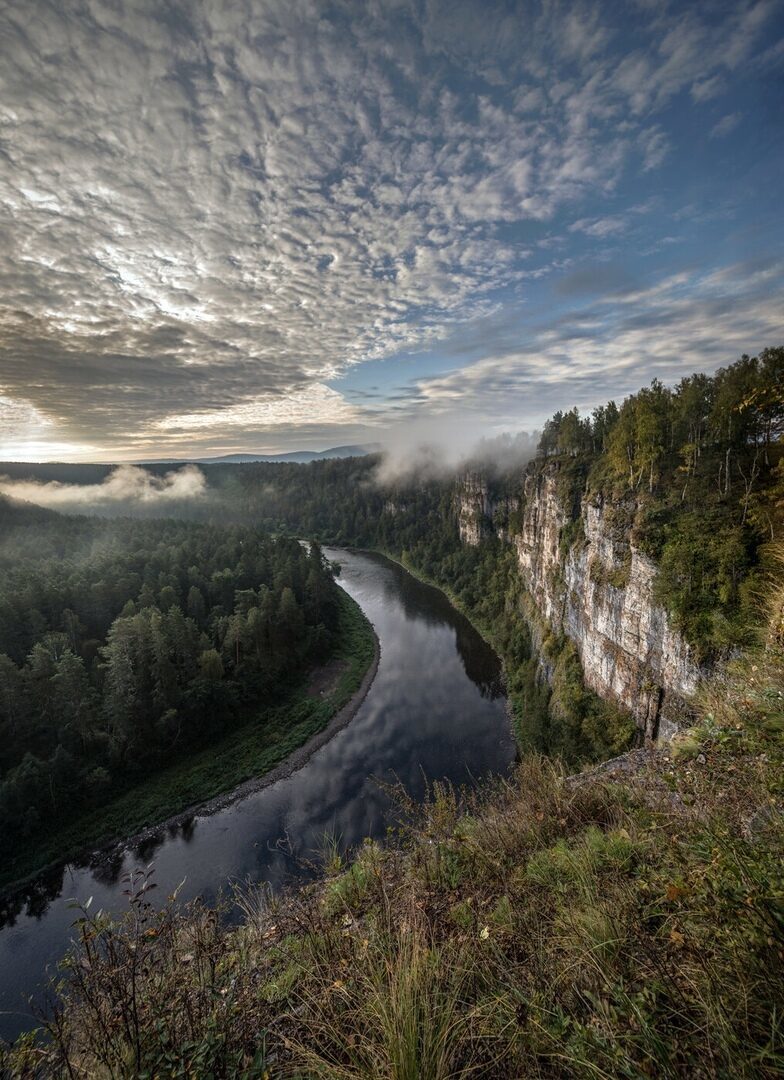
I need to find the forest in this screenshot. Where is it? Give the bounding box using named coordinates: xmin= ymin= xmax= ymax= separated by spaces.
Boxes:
xmin=195 ymin=348 xmax=783 ymax=755
xmin=207 ymin=347 xmax=784 ymax=665
xmin=2 ymin=348 xmax=780 ymax=774
xmin=0 ymin=501 xmax=343 ymax=865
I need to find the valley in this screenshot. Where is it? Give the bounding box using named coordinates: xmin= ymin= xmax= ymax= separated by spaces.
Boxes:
xmin=1 ymin=348 xmax=782 ymax=1074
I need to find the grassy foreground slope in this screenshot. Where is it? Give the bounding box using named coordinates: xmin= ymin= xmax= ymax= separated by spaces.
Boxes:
xmin=5 ymin=566 xmax=783 ymax=1077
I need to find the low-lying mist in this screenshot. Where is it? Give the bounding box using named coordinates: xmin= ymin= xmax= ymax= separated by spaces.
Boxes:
xmin=372 ymin=429 xmax=539 ymax=486
xmin=0 ymin=464 xmax=207 ymax=510
xmin=0 ymin=429 xmax=540 ymax=520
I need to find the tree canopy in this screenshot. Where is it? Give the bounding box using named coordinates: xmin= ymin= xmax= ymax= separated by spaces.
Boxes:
xmin=0 ymin=507 xmax=340 ymax=857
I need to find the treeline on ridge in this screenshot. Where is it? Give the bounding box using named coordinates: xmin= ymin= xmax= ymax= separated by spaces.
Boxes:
xmin=528 ymin=346 xmax=783 ymax=656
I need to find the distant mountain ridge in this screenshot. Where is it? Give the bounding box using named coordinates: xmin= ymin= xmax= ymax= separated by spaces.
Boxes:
xmin=168 ymin=443 xmax=382 ymax=465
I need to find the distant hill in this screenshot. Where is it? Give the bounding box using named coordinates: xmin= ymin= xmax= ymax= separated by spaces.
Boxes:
xmin=190 ymin=443 xmax=382 ymax=465
xmin=0 ymin=492 xmax=64 ymax=526
xmin=0 ymin=445 xmax=382 ymax=478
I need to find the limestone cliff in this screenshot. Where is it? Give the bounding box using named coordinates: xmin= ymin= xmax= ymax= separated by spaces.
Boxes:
xmin=456 ymin=471 xmax=495 ymax=545
xmin=456 ymin=463 xmax=703 ymax=742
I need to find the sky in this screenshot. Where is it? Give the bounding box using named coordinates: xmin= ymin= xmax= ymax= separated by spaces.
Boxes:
xmin=0 ymin=0 xmax=782 ymax=462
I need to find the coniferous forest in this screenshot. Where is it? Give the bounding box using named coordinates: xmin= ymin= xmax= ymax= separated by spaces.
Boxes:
xmin=0 ymin=503 xmax=355 ymax=873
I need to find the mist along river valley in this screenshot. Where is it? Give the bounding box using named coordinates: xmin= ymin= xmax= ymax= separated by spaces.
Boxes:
xmin=0 ymin=548 xmax=516 ymax=1042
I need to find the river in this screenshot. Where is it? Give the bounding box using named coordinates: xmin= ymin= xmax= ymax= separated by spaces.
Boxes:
xmin=0 ymin=548 xmax=516 ymax=1043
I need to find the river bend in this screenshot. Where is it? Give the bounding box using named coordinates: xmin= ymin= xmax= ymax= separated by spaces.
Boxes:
xmin=0 ymin=548 xmax=515 ymax=1042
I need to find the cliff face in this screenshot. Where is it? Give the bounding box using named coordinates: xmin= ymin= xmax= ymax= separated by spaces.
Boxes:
xmin=456 ymin=471 xmax=495 ymax=545
xmin=456 ymin=464 xmax=703 ymax=742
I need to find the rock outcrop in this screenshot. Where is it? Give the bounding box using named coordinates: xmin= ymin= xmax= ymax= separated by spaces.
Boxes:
xmin=456 ymin=471 xmax=495 ymax=545
xmin=458 ymin=462 xmax=703 ymax=742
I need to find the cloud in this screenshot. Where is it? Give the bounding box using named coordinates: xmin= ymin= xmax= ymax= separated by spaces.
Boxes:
xmin=691 ymin=74 xmax=725 ymax=102
xmin=0 ymin=0 xmax=778 ymax=457
xmin=639 ymin=128 xmax=670 ymax=172
xmin=390 ymin=256 xmax=784 ymax=429
xmin=371 ymin=421 xmax=538 ymax=487
xmin=156 ymin=384 xmax=361 ymax=432
xmin=0 ymin=465 xmax=207 ymax=507
xmin=570 ymin=215 xmax=628 ymax=238
xmin=710 ymin=111 xmax=743 ymax=138
xmin=610 ymin=1 xmax=774 ymax=114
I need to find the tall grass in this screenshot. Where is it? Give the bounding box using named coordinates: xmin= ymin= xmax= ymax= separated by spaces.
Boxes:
xmin=287 ymin=909 xmax=480 ymax=1079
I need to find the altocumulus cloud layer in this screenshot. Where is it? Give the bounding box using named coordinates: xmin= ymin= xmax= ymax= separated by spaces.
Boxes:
xmin=0 ymin=0 xmax=782 ymax=460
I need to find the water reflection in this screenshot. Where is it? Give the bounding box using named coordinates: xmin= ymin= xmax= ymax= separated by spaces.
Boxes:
xmin=0 ymin=549 xmax=515 ymax=1043
xmin=358 ymin=554 xmax=503 ymax=698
